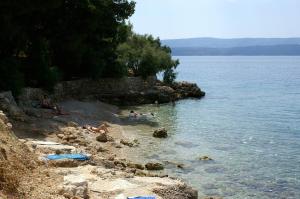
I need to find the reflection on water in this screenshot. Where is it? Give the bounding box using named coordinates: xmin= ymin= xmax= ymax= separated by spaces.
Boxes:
xmin=120 ymin=56 xmax=300 ymax=199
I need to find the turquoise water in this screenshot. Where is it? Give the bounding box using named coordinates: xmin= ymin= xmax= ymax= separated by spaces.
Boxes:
xmin=122 ymin=56 xmax=300 ymax=199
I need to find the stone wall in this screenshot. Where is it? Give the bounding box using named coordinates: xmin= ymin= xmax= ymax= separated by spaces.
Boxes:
xmin=54 ymin=76 xmax=157 ymax=99
xmin=17 ymin=76 xmax=158 ymax=105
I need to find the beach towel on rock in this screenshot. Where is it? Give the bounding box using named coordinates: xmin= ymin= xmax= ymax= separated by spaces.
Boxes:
xmin=46 ymin=154 xmax=89 ymax=161
xmin=127 ymin=197 xmax=155 ymax=199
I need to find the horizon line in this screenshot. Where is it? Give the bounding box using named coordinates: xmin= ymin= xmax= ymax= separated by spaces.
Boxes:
xmin=162 ymin=37 xmax=300 ymax=41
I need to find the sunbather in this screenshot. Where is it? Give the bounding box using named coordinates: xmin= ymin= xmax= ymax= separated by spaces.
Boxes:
xmin=83 ymin=123 xmax=109 ymax=133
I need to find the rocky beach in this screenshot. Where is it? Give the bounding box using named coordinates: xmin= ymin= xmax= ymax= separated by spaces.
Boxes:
xmin=0 ymin=77 xmax=205 ymax=199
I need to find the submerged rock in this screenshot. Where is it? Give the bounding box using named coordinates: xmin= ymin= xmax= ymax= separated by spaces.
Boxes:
xmin=127 ymin=162 xmax=145 ymax=170
xmin=145 ymin=162 xmax=164 ymax=170
xmin=120 ymin=139 xmax=139 ymax=147
xmin=199 ymin=156 xmax=213 ymax=161
xmin=120 ymin=139 xmax=133 ymax=147
xmin=153 ymin=128 xmax=168 ymax=138
xmin=163 ymin=160 xmax=185 ymax=169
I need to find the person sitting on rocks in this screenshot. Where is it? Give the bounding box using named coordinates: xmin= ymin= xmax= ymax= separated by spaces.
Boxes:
xmin=41 ymin=95 xmax=52 ymax=109
xmin=40 ymin=95 xmax=68 ymax=115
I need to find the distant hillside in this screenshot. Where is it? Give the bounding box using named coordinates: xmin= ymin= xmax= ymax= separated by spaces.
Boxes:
xmin=162 ymin=38 xmax=300 ymax=56
xmin=162 ymin=38 xmax=300 ymax=48
xmin=171 ymin=44 xmax=300 ymax=56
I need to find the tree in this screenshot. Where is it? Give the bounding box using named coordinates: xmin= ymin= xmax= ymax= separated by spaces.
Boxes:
xmin=117 ymin=32 xmax=179 ymax=81
xmin=0 ymin=0 xmax=135 ymax=94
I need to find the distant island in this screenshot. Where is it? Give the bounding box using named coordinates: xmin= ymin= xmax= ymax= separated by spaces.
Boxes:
xmin=162 ymin=38 xmax=300 ymax=56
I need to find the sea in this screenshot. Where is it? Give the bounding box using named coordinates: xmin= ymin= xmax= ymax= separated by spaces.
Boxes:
xmin=121 ymin=56 xmax=300 ymax=199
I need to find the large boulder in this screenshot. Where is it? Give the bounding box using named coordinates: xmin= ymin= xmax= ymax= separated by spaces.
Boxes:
xmin=171 ymin=81 xmax=205 ymax=99
xmin=153 ymin=128 xmax=168 ymax=138
xmin=96 ymin=132 xmax=113 ymax=143
xmin=153 ymin=184 xmax=198 ymax=199
xmin=0 ymin=91 xmax=26 ymax=121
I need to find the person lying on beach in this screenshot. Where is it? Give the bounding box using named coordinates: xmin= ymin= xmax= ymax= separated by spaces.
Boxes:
xmin=83 ymin=123 xmax=109 ymax=133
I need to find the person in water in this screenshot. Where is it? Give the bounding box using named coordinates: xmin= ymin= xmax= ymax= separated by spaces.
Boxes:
xmin=129 ymin=110 xmax=138 ymax=118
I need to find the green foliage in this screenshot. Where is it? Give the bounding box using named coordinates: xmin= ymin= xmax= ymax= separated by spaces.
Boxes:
xmin=0 ymin=0 xmax=135 ymax=93
xmin=0 ymin=0 xmax=178 ymax=95
xmin=117 ymin=33 xmax=179 ymax=79
xmin=0 ymin=58 xmax=24 ymax=96
xmin=26 ymin=38 xmax=61 ymax=91
xmin=163 ymin=68 xmax=178 ymax=85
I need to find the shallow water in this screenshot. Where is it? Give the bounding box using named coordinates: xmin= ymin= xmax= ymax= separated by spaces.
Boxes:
xmin=121 ymin=56 xmax=300 ymax=199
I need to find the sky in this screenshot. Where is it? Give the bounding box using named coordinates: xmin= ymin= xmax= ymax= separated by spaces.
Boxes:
xmin=130 ymin=0 xmax=300 ymax=39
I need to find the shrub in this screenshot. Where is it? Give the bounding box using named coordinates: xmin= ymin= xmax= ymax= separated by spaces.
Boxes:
xmin=163 ymin=68 xmax=178 ymax=85
xmin=117 ymin=33 xmax=179 ymax=79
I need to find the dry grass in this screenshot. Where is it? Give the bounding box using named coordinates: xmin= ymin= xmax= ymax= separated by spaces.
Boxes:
xmin=0 ymin=159 xmax=22 ymax=194
xmin=0 ymin=120 xmax=36 ymax=196
xmin=0 ymin=116 xmax=63 ymax=199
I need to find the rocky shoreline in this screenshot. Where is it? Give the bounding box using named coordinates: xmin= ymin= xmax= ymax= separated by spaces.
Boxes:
xmin=99 ymin=80 xmax=206 ymax=106
xmin=0 ymin=90 xmax=205 ymax=199
xmin=15 ymin=76 xmax=205 ymax=106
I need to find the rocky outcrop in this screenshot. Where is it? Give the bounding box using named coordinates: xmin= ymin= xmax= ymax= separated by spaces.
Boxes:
xmin=15 ymin=76 xmax=204 ymax=106
xmin=153 ymin=128 xmax=168 ymax=138
xmin=171 ymin=81 xmax=206 ymax=99
xmin=153 ymin=184 xmax=198 ymax=199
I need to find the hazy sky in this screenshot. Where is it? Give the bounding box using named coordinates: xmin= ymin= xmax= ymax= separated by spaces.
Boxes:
xmin=130 ymin=0 xmax=300 ymax=39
